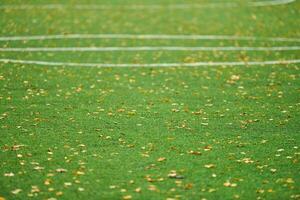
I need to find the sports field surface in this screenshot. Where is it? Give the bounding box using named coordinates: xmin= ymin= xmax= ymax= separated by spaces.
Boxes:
xmin=0 ymin=0 xmax=299 ymax=199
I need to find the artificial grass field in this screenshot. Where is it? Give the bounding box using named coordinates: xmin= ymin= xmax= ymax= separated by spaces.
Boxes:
xmin=0 ymin=0 xmax=299 ymax=199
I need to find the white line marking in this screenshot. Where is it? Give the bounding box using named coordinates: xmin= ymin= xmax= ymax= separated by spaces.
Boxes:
xmin=0 ymin=0 xmax=295 ymax=10
xmin=0 ymin=34 xmax=299 ymax=42
xmin=1 ymin=46 xmax=300 ymax=52
xmin=0 ymin=58 xmax=299 ymax=68
xmin=250 ymin=0 xmax=295 ymax=6
xmin=0 ymin=3 xmax=235 ymax=10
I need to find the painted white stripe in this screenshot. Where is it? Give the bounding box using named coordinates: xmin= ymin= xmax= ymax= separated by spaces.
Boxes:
xmin=250 ymin=0 xmax=295 ymax=6
xmin=1 ymin=46 xmax=300 ymax=52
xmin=0 ymin=0 xmax=295 ymax=10
xmin=0 ymin=58 xmax=299 ymax=68
xmin=0 ymin=34 xmax=299 ymax=43
xmin=0 ymin=4 xmax=235 ymax=10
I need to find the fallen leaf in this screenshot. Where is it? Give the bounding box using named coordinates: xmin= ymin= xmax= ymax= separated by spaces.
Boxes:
xmin=11 ymin=189 xmax=22 ymax=194
xmin=4 ymin=172 xmax=14 ymax=177
xmin=148 ymin=185 xmax=158 ymax=191
xmin=56 ymin=191 xmax=63 ymax=196
xmin=204 ymin=164 xmax=215 ymax=169
xmin=44 ymin=179 xmax=51 ymax=185
xmin=12 ymin=145 xmax=25 ymax=151
xmin=188 ymin=150 xmax=202 ymax=155
xmin=123 ymin=195 xmax=132 ymax=200
xmin=209 ymin=188 xmax=217 ymax=193
xmin=157 ymin=157 xmax=166 ymax=162
xmin=184 ymin=183 xmax=193 ymax=189
xmin=168 ymin=170 xmax=177 ymax=178
xmin=270 ymin=169 xmax=277 ymax=173
xmin=31 ymin=186 xmax=40 ymax=193
xmin=224 ymin=181 xmax=237 ymax=187
xmin=224 ymin=182 xmax=231 ymax=187
xmin=286 ymin=178 xmax=294 ymax=184
xmin=56 ymin=168 xmax=67 ymax=173
xmin=34 ymin=166 xmax=44 ymax=170
xmin=204 ymin=145 xmax=213 ymax=151
xmin=167 ymin=171 xmax=184 ymax=179
xmin=64 ymin=182 xmax=72 ymax=187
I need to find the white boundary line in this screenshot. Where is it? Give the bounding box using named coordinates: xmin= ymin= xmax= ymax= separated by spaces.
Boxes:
xmin=1 ymin=46 xmax=300 ymax=52
xmin=0 ymin=34 xmax=300 ymax=42
xmin=249 ymin=0 xmax=295 ymax=6
xmin=0 ymin=3 xmax=235 ymax=10
xmin=0 ymin=58 xmax=299 ymax=68
xmin=0 ymin=0 xmax=295 ymax=10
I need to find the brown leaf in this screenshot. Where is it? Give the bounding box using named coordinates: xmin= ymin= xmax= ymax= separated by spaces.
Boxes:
xmin=135 ymin=187 xmax=142 ymax=193
xmin=167 ymin=170 xmax=177 ymax=178
xmin=44 ymin=179 xmax=51 ymax=185
xmin=184 ymin=183 xmax=193 ymax=190
xmin=157 ymin=157 xmax=166 ymax=162
xmin=56 ymin=168 xmax=67 ymax=173
xmin=188 ymin=150 xmax=202 ymax=155
xmin=204 ymin=145 xmax=213 ymax=151
xmin=223 ymin=181 xmax=237 ymax=187
xmin=148 ymin=185 xmax=158 ymax=191
xmin=12 ymin=145 xmax=25 ymax=151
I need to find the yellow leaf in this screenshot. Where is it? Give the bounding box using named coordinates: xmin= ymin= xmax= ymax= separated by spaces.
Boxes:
xmin=123 ymin=195 xmax=132 ymax=200
xmin=204 ymin=164 xmax=215 ymax=169
xmin=223 ymin=182 xmax=231 ymax=187
xmin=11 ymin=189 xmax=22 ymax=194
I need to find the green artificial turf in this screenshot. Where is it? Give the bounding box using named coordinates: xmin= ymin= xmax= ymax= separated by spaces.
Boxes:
xmin=0 ymin=0 xmax=299 ymax=200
